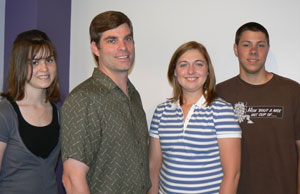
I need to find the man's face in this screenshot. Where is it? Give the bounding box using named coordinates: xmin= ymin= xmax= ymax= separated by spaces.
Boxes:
xmin=92 ymin=23 xmax=135 ymax=76
xmin=234 ymin=30 xmax=269 ymax=75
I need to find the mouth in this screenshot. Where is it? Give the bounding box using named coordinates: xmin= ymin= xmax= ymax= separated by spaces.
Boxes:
xmin=185 ymin=77 xmax=198 ymax=81
xmin=115 ymin=55 xmax=130 ymax=60
xmin=248 ymin=59 xmax=258 ymax=63
xmin=37 ymin=75 xmax=50 ymax=80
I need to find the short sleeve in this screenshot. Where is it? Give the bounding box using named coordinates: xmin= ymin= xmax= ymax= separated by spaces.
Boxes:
xmin=60 ymin=91 xmax=93 ymax=167
xmin=0 ymin=100 xmax=14 ymax=143
xmin=0 ymin=111 xmax=9 ymax=143
xmin=213 ymin=100 xmax=242 ymax=139
xmin=149 ymin=104 xmax=166 ymax=138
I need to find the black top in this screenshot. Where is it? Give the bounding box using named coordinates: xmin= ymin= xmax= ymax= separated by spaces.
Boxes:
xmin=10 ymin=101 xmax=59 ymax=158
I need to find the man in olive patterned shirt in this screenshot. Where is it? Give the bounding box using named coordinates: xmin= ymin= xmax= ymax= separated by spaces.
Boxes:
xmin=61 ymin=11 xmax=151 ymax=194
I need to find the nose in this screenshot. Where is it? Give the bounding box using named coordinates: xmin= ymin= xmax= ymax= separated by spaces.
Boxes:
xmin=39 ymin=60 xmax=48 ymax=71
xmin=250 ymin=46 xmax=257 ymax=55
xmin=118 ymin=40 xmax=127 ymax=51
xmin=187 ymin=65 xmax=195 ymax=74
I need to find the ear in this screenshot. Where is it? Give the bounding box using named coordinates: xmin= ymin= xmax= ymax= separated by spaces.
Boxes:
xmin=233 ymin=43 xmax=238 ymax=57
xmin=91 ymin=41 xmax=100 ymax=57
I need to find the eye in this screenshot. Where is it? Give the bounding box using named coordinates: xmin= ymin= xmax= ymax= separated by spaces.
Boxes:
xmin=242 ymin=43 xmax=250 ymax=47
xmin=107 ymin=39 xmax=117 ymax=44
xmin=179 ymin=63 xmax=187 ymax=68
xmin=195 ymin=63 xmax=204 ymax=67
xmin=46 ymin=57 xmax=54 ymax=64
xmin=125 ymin=36 xmax=133 ymax=42
xmin=258 ymin=44 xmax=266 ymax=48
xmin=32 ymin=60 xmax=39 ymax=65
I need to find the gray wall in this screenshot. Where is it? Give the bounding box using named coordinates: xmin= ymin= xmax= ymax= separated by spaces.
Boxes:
xmin=70 ymin=0 xmax=300 ymax=125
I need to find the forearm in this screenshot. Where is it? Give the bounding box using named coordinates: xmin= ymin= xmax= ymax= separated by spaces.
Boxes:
xmin=147 ymin=166 xmax=160 ymax=194
xmin=297 ymin=141 xmax=300 ymax=194
xmin=219 ymin=172 xmax=240 ymax=194
xmin=218 ymin=138 xmax=241 ymax=194
xmin=62 ymin=174 xmax=90 ymax=194
xmin=0 ymin=141 xmax=7 ymax=173
xmin=148 ymin=137 xmax=162 ymax=194
xmin=62 ymin=158 xmax=90 ymax=194
xmin=298 ymin=163 xmax=300 ymax=194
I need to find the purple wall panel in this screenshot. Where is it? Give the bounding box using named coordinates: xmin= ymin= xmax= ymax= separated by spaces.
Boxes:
xmin=37 ymin=0 xmax=71 ymax=103
xmin=3 ymin=0 xmax=37 ymax=87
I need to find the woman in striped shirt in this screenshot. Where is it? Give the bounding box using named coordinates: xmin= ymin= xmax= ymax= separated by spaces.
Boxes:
xmin=148 ymin=41 xmax=241 ymax=194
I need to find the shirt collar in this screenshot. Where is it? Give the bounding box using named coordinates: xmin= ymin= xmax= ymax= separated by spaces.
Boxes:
xmin=170 ymin=95 xmax=207 ymax=109
xmin=92 ymin=67 xmax=136 ymax=96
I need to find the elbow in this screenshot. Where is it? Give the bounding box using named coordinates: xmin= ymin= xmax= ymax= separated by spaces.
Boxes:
xmin=233 ymin=170 xmax=240 ymax=183
xmin=224 ymin=169 xmax=240 ymax=184
xmin=62 ymin=173 xmax=72 ymax=193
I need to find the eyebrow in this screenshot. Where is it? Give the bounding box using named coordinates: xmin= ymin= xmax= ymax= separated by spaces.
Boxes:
xmin=103 ymin=36 xmax=117 ymax=41
xmin=33 ymin=55 xmax=54 ymax=60
xmin=103 ymin=33 xmax=133 ymax=41
xmin=178 ymin=59 xmax=207 ymax=64
xmin=241 ymin=40 xmax=267 ymax=43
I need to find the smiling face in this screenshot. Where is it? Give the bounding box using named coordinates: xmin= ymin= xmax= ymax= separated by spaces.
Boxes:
xmin=174 ymin=49 xmax=209 ymax=96
xmin=234 ymin=30 xmax=269 ymax=75
xmin=26 ymin=48 xmax=57 ymax=92
xmin=91 ymin=23 xmax=135 ymax=77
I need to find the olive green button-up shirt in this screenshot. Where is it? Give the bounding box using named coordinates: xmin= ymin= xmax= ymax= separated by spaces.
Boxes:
xmin=61 ymin=68 xmax=151 ymax=194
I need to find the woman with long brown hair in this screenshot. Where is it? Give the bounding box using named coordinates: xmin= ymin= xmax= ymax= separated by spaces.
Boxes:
xmin=0 ymin=29 xmax=61 ymax=193
xmin=148 ymin=41 xmax=241 ymax=194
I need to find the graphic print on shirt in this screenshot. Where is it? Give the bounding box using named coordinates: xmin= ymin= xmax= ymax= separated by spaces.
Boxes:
xmin=233 ymin=102 xmax=284 ymax=124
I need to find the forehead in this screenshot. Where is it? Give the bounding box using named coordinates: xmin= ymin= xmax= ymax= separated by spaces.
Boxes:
xmin=240 ymin=30 xmax=268 ymax=42
xmin=31 ymin=44 xmax=53 ymax=59
xmin=100 ymin=23 xmax=132 ymax=40
xmin=178 ymin=49 xmax=205 ymax=61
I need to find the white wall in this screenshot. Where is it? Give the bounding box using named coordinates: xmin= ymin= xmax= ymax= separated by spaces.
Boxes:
xmin=70 ymin=0 xmax=300 ymax=125
xmin=0 ymin=0 xmax=5 ymax=92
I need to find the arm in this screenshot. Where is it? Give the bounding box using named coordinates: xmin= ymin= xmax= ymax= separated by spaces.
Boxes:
xmin=297 ymin=140 xmax=300 ymax=194
xmin=218 ymin=138 xmax=241 ymax=194
xmin=62 ymin=158 xmax=90 ymax=194
xmin=0 ymin=141 xmax=7 ymax=173
xmin=147 ymin=137 xmax=162 ymax=194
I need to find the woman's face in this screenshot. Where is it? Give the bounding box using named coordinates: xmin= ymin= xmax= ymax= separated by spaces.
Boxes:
xmin=174 ymin=49 xmax=209 ymax=96
xmin=26 ymin=48 xmax=57 ymax=91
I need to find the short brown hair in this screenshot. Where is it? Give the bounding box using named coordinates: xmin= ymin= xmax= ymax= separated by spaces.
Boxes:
xmin=167 ymin=41 xmax=217 ymax=106
xmin=89 ymin=11 xmax=133 ymax=62
xmin=235 ymin=22 xmax=269 ymax=45
xmin=1 ymin=29 xmax=60 ymax=102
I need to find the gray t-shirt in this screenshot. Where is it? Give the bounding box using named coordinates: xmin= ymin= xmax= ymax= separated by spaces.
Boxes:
xmin=0 ymin=98 xmax=60 ymax=194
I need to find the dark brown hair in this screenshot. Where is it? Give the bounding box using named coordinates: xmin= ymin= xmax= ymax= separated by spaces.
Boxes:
xmin=167 ymin=41 xmax=217 ymax=106
xmin=89 ymin=11 xmax=133 ymax=62
xmin=1 ymin=29 xmax=60 ymax=102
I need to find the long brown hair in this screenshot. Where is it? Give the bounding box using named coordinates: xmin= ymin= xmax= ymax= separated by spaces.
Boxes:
xmin=1 ymin=29 xmax=60 ymax=102
xmin=167 ymin=41 xmax=217 ymax=106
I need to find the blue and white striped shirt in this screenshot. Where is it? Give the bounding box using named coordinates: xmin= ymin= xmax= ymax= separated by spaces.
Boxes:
xmin=149 ymin=96 xmax=241 ymax=194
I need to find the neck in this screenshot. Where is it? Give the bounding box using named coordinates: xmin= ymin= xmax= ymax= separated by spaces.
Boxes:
xmin=240 ymin=70 xmax=273 ymax=85
xmin=19 ymin=86 xmax=47 ymax=105
xmin=115 ymin=76 xmax=129 ymax=96
xmin=98 ymin=66 xmax=129 ymax=96
xmin=182 ymin=91 xmax=203 ymax=105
